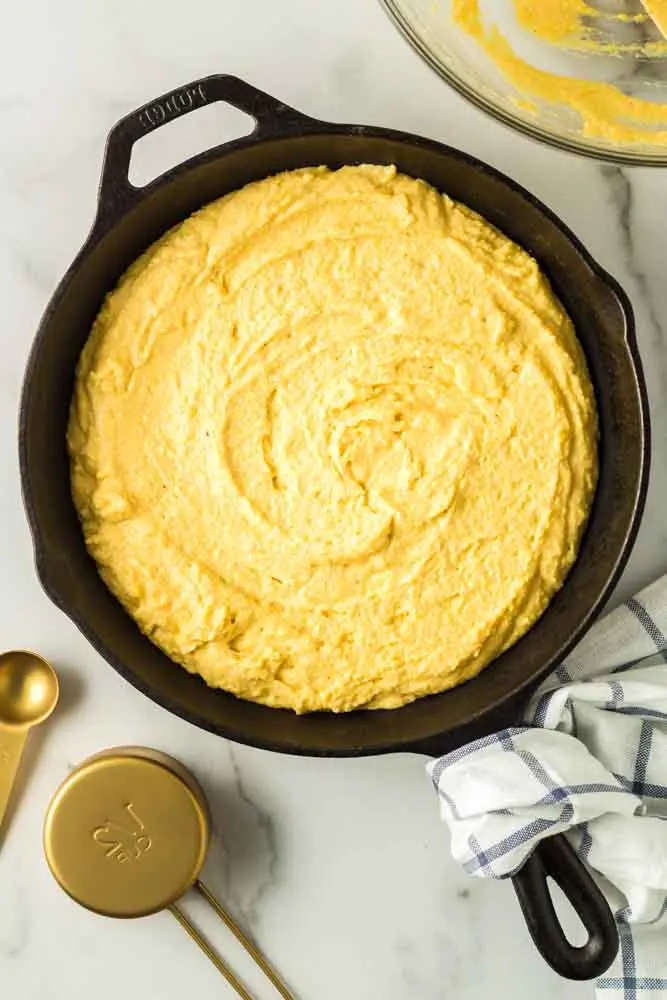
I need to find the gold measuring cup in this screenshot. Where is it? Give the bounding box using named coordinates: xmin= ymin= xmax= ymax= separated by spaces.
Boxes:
xmin=44 ymin=747 xmax=294 ymax=1000
xmin=0 ymin=651 xmax=59 ymax=830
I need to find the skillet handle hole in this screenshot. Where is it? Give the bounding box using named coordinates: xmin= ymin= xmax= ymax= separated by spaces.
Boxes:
xmin=128 ymin=102 xmax=254 ymax=188
xmin=546 ymin=876 xmax=588 ymax=947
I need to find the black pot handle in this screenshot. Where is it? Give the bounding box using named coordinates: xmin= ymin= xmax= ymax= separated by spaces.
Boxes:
xmin=511 ymin=834 xmax=618 ymax=980
xmin=95 ymin=74 xmax=318 ymax=229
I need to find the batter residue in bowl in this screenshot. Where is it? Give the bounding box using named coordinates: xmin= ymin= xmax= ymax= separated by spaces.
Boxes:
xmin=454 ymin=0 xmax=667 ymax=146
xmin=68 ymin=165 xmax=597 ymax=713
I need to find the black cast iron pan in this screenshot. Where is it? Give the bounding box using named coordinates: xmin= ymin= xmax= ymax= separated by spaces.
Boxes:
xmin=20 ymin=75 xmax=650 ymax=981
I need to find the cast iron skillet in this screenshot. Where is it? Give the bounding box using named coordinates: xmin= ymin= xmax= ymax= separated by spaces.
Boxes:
xmin=20 ymin=75 xmax=650 ymax=982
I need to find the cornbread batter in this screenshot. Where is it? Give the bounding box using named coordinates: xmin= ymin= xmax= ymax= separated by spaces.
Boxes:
xmin=454 ymin=0 xmax=667 ymax=146
xmin=513 ymin=0 xmax=648 ymax=46
xmin=68 ymin=165 xmax=597 ymax=713
xmin=513 ymin=0 xmax=591 ymax=44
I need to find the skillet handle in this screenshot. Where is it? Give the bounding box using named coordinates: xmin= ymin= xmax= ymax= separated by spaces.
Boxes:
xmin=511 ymin=834 xmax=618 ymax=980
xmin=95 ymin=74 xmax=318 ymax=229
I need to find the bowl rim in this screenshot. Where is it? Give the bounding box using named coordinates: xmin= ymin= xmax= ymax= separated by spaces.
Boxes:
xmin=379 ymin=0 xmax=667 ymax=168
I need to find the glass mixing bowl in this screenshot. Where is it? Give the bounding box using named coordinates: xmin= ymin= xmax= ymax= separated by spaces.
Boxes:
xmin=381 ymin=0 xmax=667 ymax=165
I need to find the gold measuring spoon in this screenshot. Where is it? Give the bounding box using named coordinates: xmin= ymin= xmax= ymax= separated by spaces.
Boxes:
xmin=44 ymin=747 xmax=295 ymax=1000
xmin=0 ymin=651 xmax=59 ymax=829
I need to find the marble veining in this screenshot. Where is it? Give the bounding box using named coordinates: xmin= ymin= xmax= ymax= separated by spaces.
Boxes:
xmin=601 ymin=165 xmax=667 ymax=381
xmin=1 ymin=1 xmax=666 ymax=998
xmin=595 ymin=163 xmax=667 ymax=601
xmin=207 ymin=745 xmax=280 ymax=927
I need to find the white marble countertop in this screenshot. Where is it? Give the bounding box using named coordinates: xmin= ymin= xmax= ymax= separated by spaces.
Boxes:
xmin=1 ymin=2 xmax=666 ymax=998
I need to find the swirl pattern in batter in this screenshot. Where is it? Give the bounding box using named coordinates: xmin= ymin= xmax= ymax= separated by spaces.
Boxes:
xmin=68 ymin=165 xmax=597 ymax=712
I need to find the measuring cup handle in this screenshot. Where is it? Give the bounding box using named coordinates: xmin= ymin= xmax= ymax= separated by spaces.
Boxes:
xmin=169 ymin=882 xmax=295 ymax=1000
xmin=169 ymin=901 xmax=254 ymax=1000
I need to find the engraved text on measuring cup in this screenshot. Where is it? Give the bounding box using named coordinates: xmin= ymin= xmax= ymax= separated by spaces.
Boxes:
xmin=0 ymin=745 xmax=12 ymax=764
xmin=138 ymin=82 xmax=207 ymax=130
xmin=92 ymin=802 xmax=152 ymax=864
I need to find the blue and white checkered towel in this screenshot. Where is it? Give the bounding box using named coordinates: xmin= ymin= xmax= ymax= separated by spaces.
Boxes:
xmin=429 ymin=575 xmax=667 ymax=999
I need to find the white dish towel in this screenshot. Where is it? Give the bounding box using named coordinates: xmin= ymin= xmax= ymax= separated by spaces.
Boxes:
xmin=428 ymin=575 xmax=667 ymax=998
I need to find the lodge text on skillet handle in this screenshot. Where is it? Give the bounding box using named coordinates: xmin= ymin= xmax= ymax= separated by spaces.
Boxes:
xmin=95 ymin=74 xmax=319 ymax=230
xmin=511 ymin=834 xmax=618 ymax=980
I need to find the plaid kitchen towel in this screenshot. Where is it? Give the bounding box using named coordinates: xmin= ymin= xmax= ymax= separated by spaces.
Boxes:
xmin=428 ymin=575 xmax=667 ymax=999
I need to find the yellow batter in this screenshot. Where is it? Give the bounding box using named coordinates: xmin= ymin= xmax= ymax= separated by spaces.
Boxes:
xmin=513 ymin=0 xmax=593 ymax=44
xmin=454 ymin=0 xmax=667 ymax=146
xmin=513 ymin=0 xmax=648 ymax=46
xmin=68 ymin=165 xmax=597 ymax=713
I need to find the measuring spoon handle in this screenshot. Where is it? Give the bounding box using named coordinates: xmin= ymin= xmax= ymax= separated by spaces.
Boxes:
xmin=0 ymin=726 xmax=28 ymax=830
